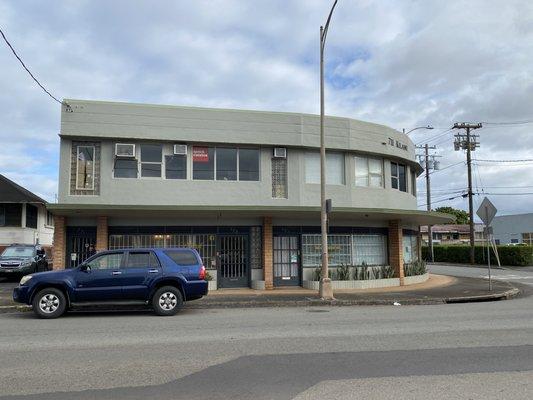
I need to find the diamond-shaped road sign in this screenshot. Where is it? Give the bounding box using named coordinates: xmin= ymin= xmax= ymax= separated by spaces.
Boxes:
xmin=476 ymin=197 xmax=497 ymax=226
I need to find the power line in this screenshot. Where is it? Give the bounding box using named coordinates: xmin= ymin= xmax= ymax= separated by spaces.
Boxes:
xmin=0 ymin=26 xmax=66 ymax=107
xmin=428 ymin=160 xmax=465 ymax=175
xmin=474 ymin=158 xmax=533 ymax=163
xmin=481 ymin=120 xmax=533 ymax=125
xmin=415 ymin=127 xmax=453 ymax=146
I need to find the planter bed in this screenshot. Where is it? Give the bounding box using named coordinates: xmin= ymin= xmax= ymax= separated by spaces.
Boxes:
xmin=303 ymin=272 xmax=428 ymax=290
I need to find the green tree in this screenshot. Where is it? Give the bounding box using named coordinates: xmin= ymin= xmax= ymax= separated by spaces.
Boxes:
xmin=434 ymin=206 xmax=469 ymax=224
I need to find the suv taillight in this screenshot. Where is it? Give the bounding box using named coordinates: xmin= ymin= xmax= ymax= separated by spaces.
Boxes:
xmin=199 ymin=265 xmax=206 ymax=280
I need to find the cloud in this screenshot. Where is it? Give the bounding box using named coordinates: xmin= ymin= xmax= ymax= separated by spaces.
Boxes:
xmin=0 ymin=0 xmax=532 ymax=217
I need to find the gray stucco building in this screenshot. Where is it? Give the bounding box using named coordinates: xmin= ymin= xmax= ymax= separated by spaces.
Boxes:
xmin=49 ymin=99 xmax=451 ymax=289
xmin=492 ymin=213 xmax=533 ymax=245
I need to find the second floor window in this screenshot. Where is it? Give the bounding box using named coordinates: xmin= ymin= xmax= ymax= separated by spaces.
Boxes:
xmin=192 ymin=146 xmax=260 ymax=181
xmin=305 ymin=152 xmax=344 ymax=185
xmin=391 ymin=162 xmax=407 ymax=192
xmin=141 ymin=144 xmax=162 ymax=178
xmin=216 ymin=148 xmax=237 ymax=180
xmin=165 ymin=155 xmax=187 ymax=179
xmin=355 ymin=156 xmax=383 ymax=187
xmin=76 ymin=146 xmax=95 ymax=190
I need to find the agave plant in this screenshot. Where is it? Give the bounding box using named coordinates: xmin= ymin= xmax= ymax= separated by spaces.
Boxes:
xmin=336 ymin=264 xmax=351 ymax=281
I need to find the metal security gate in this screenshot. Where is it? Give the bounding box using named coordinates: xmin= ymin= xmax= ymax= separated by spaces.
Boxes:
xmin=218 ymin=235 xmax=248 ymax=288
xmin=66 ymin=227 xmax=97 ymax=268
xmin=273 ymin=236 xmax=300 ymax=286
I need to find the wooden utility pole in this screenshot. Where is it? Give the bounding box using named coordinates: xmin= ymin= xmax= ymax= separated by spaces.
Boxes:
xmin=453 ymin=122 xmax=482 ymax=264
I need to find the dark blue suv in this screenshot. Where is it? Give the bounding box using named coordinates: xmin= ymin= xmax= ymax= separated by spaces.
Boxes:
xmin=13 ymin=248 xmax=208 ymax=318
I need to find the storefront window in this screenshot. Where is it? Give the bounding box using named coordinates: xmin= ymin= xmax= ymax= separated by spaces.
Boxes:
xmin=403 ymin=235 xmax=419 ymax=264
xmin=352 ymin=234 xmax=387 ymax=265
xmin=301 ymin=234 xmax=351 ymax=267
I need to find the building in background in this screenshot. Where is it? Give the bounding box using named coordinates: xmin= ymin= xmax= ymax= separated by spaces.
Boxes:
xmin=421 ymin=224 xmax=485 ymax=245
xmin=0 ymin=174 xmax=54 ymax=253
xmin=492 ymin=213 xmax=533 ymax=245
xmin=48 ymin=99 xmax=451 ymax=289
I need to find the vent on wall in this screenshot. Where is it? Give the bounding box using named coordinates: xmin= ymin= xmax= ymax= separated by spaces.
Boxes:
xmin=173 ymin=144 xmax=188 ymax=155
xmin=273 ymin=147 xmax=287 ymax=158
xmin=115 ymin=143 xmax=136 ymax=157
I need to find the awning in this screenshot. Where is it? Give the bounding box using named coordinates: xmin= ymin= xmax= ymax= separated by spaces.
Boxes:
xmin=48 ymin=204 xmax=454 ymax=225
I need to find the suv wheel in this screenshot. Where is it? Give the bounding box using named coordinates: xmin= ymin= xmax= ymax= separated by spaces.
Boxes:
xmin=152 ymin=286 xmax=183 ymax=316
xmin=32 ymin=288 xmax=67 ymax=319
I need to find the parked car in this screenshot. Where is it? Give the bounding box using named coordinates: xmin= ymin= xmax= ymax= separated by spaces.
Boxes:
xmin=13 ymin=247 xmax=208 ymax=318
xmin=0 ymin=244 xmax=49 ymax=278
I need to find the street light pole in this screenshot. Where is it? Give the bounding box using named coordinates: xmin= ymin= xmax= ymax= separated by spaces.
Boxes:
xmin=319 ymin=0 xmax=338 ymax=300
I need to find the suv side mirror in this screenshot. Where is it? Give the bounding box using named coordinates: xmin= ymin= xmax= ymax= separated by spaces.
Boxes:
xmin=36 ymin=249 xmax=45 ymax=257
xmin=79 ymin=264 xmax=91 ymax=273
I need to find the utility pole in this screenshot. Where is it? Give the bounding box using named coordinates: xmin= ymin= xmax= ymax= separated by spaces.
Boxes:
xmin=416 ymin=145 xmax=440 ymax=261
xmin=318 ymin=0 xmax=338 ymax=300
xmin=453 ymin=122 xmax=482 ymax=264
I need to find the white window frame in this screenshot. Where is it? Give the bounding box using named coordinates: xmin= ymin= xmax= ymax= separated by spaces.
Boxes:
xmin=391 ymin=161 xmax=407 ymax=192
xmin=75 ymin=145 xmax=95 ymax=190
xmin=140 ymin=144 xmax=163 ymax=179
xmin=355 ymin=156 xmax=383 ymax=188
xmin=305 ymin=152 xmax=345 ymax=185
xmin=45 ymin=211 xmax=54 ymax=227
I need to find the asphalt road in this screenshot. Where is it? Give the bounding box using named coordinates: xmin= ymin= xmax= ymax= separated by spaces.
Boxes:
xmin=0 ymin=265 xmax=532 ymax=399
xmin=429 ymin=263 xmax=533 ymax=286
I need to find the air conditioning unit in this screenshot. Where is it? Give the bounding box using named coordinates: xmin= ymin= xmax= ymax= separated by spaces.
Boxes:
xmin=273 ymin=147 xmax=287 ymax=158
xmin=173 ymin=144 xmax=188 ymax=155
xmin=115 ymin=143 xmax=136 ymax=157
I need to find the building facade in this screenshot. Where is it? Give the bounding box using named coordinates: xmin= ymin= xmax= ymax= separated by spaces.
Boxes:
xmin=0 ymin=174 xmax=54 ymax=253
xmin=420 ymin=224 xmax=485 ymax=245
xmin=492 ymin=213 xmax=533 ymax=245
xmin=49 ymin=99 xmax=451 ymax=289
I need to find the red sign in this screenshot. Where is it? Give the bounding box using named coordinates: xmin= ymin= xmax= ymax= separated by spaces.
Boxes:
xmin=193 ymin=147 xmax=209 ymax=162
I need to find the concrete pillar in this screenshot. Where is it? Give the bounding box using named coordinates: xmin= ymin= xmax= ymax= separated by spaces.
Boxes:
xmin=96 ymin=216 xmax=108 ymax=252
xmin=52 ymin=216 xmax=66 ymax=270
xmin=262 ymin=217 xmax=273 ymax=290
xmin=389 ymin=219 xmax=405 ymax=286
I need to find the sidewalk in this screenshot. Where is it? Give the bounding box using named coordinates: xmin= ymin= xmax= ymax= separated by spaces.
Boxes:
xmin=0 ymin=274 xmax=521 ymax=313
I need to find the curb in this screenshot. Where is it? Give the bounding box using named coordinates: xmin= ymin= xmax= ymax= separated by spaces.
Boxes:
xmin=0 ymin=288 xmax=521 ymax=314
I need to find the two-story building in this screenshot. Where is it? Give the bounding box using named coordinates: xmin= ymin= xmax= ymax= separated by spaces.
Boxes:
xmin=48 ymin=99 xmax=452 ymax=289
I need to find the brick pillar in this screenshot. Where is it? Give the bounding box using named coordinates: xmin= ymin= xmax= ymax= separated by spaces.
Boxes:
xmin=96 ymin=216 xmax=108 ymax=252
xmin=389 ymin=219 xmax=405 ymax=286
xmin=52 ymin=216 xmax=66 ymax=270
xmin=262 ymin=217 xmax=274 ymax=290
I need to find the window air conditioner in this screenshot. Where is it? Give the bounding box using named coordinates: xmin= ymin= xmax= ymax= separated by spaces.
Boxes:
xmin=173 ymin=144 xmax=188 ymax=155
xmin=115 ymin=143 xmax=136 ymax=157
xmin=273 ymin=147 xmax=287 ymax=158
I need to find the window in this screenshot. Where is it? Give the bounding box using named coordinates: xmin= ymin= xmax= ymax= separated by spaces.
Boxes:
xmin=25 ymin=204 xmax=38 ymax=229
xmin=352 ymin=234 xmax=388 ymax=266
xmin=0 ymin=205 xmax=4 ymax=226
xmin=411 ymin=169 xmax=417 ymax=195
xmin=522 ymin=233 xmax=533 ymax=245
xmin=216 ymin=148 xmax=238 ymax=181
xmin=239 ymin=148 xmax=260 ymax=181
xmin=355 ymin=156 xmax=383 ymax=187
xmin=76 ymin=146 xmax=95 ymax=190
xmin=165 ymin=155 xmax=187 ymax=179
xmin=391 ymin=162 xmax=407 ymax=192
xmin=126 ymin=252 xmax=156 ymax=268
xmin=301 ymin=235 xmax=351 ymax=267
xmin=193 ymin=146 xmax=215 ymax=180
xmin=403 ymin=235 xmax=418 ymax=264
xmin=0 ymin=204 xmax=22 ymax=227
xmin=46 ymin=211 xmax=54 ymax=226
xmin=305 ymin=152 xmax=345 ymax=185
xmin=272 ymin=157 xmax=288 ymax=198
xmin=140 ymin=144 xmax=162 ymax=178
xmin=86 ymin=252 xmax=124 ymax=270
xmin=164 ymin=250 xmax=199 ymax=266
xmin=114 ymin=159 xmax=138 ymax=178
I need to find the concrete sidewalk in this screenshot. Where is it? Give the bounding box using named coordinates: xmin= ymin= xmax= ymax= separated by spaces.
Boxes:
xmin=0 ymin=274 xmax=521 ymax=313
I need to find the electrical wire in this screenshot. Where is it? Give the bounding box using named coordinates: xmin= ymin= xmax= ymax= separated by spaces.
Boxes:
xmin=481 ymin=120 xmax=533 ymax=125
xmin=0 ymin=26 xmax=64 ymax=105
xmin=474 ymin=158 xmax=533 ymax=163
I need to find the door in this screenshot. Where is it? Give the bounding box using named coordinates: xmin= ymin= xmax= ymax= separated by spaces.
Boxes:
xmin=273 ymin=236 xmax=300 ymax=286
xmin=74 ymin=252 xmax=125 ymax=302
xmin=66 ymin=227 xmax=97 ymax=268
xmin=218 ymin=235 xmax=248 ymax=288
xmin=121 ymin=251 xmax=161 ymax=300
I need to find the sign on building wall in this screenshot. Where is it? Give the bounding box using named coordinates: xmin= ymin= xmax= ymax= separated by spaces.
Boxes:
xmin=193 ymin=147 xmax=209 ymax=162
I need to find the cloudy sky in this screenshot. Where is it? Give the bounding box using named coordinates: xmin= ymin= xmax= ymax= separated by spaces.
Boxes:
xmin=1 ymin=0 xmax=532 ymax=218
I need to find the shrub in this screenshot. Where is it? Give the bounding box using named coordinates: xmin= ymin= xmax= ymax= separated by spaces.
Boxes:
xmin=337 ymin=264 xmax=351 ymax=280
xmin=204 ymin=271 xmax=213 ymax=281
xmin=422 ymin=245 xmax=533 ymax=266
xmin=354 ymin=262 xmax=371 ymax=280
xmin=404 ymin=260 xmax=427 ymax=277
xmin=312 ymin=266 xmax=335 ymax=281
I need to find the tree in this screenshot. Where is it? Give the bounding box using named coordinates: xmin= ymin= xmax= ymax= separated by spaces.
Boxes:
xmin=434 ymin=206 xmax=469 ymax=224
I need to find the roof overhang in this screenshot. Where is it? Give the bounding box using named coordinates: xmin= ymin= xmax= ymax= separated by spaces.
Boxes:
xmin=48 ymin=204 xmax=454 ymax=225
